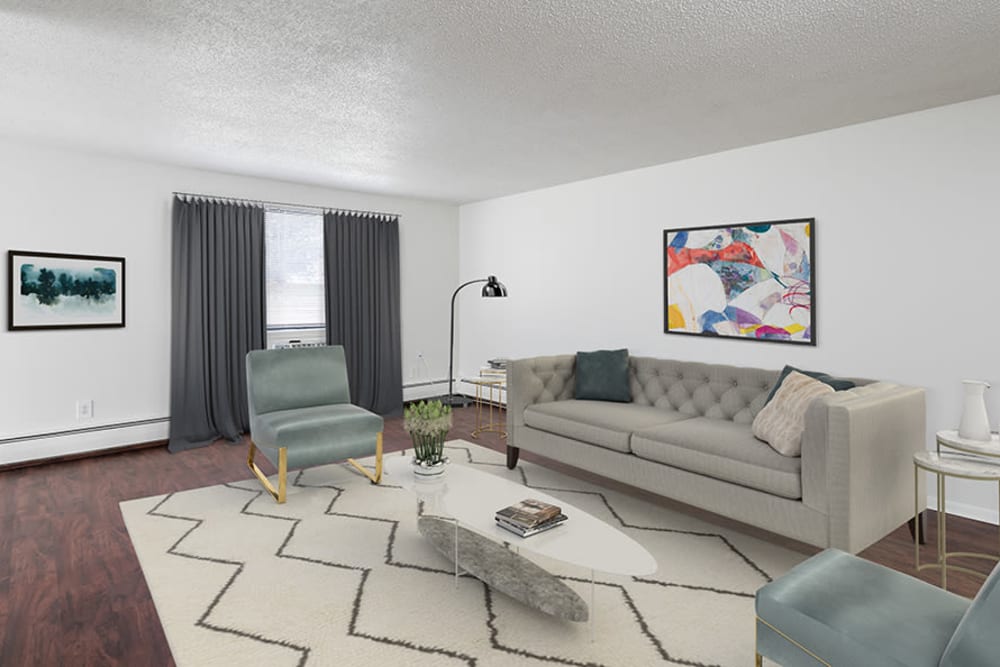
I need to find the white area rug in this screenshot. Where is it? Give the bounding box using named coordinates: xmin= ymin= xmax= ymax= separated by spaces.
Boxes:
xmin=121 ymin=441 xmax=804 ymax=666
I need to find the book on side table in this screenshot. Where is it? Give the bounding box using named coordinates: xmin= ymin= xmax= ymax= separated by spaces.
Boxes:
xmin=495 ymin=498 xmax=568 ymax=537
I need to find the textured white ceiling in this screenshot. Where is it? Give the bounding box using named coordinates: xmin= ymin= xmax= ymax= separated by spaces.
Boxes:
xmin=2 ymin=1 xmax=999 ymax=203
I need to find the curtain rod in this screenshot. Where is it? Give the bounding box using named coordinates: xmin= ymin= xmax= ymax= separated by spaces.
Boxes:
xmin=171 ymin=191 xmax=400 ymax=220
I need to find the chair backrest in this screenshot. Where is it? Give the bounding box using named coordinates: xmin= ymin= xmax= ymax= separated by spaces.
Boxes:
xmin=938 ymin=559 xmax=1000 ymax=666
xmin=246 ymin=346 xmax=351 ymax=416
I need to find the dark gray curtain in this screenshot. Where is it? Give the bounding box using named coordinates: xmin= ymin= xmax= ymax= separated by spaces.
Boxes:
xmin=169 ymin=196 xmax=266 ymax=452
xmin=324 ymin=211 xmax=403 ymax=416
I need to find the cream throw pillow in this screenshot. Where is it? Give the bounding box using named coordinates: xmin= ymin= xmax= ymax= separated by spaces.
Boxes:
xmin=752 ymin=370 xmax=834 ymax=456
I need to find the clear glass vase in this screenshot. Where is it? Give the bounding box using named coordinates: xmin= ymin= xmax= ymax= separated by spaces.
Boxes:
xmin=411 ymin=432 xmax=449 ymax=476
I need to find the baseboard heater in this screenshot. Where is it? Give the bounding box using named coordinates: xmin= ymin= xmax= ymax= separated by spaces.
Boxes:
xmin=403 ymin=378 xmax=448 ymax=389
xmin=0 ymin=417 xmax=169 ymax=446
xmin=0 ymin=379 xmax=465 ymax=449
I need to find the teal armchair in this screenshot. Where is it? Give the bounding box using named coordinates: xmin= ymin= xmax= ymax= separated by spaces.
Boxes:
xmin=245 ymin=346 xmax=384 ymax=503
xmin=755 ymin=548 xmax=1000 ymax=666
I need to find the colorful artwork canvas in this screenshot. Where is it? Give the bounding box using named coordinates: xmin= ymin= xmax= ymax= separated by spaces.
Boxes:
xmin=663 ymin=219 xmax=815 ymax=345
xmin=8 ymin=250 xmax=125 ymax=330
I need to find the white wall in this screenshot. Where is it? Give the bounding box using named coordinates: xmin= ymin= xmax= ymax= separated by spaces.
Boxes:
xmin=0 ymin=137 xmax=458 ymax=464
xmin=459 ymin=94 xmax=1000 ymax=522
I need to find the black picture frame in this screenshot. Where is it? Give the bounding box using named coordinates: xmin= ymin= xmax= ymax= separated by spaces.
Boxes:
xmin=663 ymin=218 xmax=815 ymax=346
xmin=8 ymin=250 xmax=126 ymax=331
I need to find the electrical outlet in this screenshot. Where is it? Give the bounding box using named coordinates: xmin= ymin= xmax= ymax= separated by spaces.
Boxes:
xmin=76 ymin=399 xmax=94 ymax=420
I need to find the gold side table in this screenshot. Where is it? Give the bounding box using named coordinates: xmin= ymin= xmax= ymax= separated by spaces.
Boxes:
xmin=914 ymin=430 xmax=1000 ymax=592
xmin=463 ymin=376 xmax=506 ymax=439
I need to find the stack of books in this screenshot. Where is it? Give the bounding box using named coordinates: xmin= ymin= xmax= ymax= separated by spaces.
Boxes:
xmin=495 ymin=498 xmax=568 ymax=537
xmin=480 ymin=358 xmax=508 ymax=379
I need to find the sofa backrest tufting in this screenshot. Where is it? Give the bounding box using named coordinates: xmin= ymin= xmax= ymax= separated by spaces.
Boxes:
xmin=630 ymin=357 xmax=777 ymax=424
xmin=510 ymin=354 xmax=873 ymax=426
xmin=515 ymin=355 xmax=578 ymax=405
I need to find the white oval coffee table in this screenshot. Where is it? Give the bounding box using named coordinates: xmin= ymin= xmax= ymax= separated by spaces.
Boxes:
xmin=384 ymin=454 xmax=657 ymax=625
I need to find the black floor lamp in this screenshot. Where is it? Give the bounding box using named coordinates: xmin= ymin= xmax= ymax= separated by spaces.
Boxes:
xmin=444 ymin=275 xmax=508 ymax=407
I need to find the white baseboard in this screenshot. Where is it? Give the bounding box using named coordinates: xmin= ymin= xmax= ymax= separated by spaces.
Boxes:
xmin=0 ymin=419 xmax=169 ymax=466
xmin=927 ymin=494 xmax=999 ymax=525
xmin=403 ymin=380 xmax=449 ymax=402
xmin=401 ymin=379 xmax=506 ymax=404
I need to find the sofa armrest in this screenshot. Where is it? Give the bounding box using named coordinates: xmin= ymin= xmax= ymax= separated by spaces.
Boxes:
xmin=506 ymin=355 xmax=576 ymax=439
xmin=801 ymin=382 xmax=926 ymax=553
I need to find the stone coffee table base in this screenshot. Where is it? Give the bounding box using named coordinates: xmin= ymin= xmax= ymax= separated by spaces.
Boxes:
xmin=418 ymin=516 xmax=589 ymax=622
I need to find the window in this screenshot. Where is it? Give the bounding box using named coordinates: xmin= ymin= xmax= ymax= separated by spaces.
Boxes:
xmin=265 ymin=210 xmax=325 ymax=332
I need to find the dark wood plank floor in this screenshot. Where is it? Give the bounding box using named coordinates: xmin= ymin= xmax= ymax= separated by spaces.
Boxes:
xmin=1 ymin=406 xmax=996 ymax=665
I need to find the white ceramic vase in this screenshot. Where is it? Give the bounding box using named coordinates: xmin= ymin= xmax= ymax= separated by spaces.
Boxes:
xmin=958 ymin=380 xmax=992 ymax=441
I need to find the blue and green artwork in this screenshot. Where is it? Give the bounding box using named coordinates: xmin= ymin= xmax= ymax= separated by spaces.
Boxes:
xmin=9 ymin=251 xmax=125 ymax=329
xmin=20 ymin=264 xmax=117 ymax=305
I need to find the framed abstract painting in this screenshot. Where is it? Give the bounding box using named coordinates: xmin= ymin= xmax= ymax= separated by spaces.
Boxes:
xmin=663 ymin=218 xmax=815 ymax=345
xmin=8 ymin=250 xmax=126 ymax=330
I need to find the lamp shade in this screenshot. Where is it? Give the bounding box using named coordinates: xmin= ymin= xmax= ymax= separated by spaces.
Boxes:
xmin=481 ymin=275 xmax=508 ymax=297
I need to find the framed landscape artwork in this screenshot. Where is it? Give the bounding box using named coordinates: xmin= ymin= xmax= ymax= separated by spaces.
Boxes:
xmin=8 ymin=250 xmax=126 ymax=330
xmin=663 ymin=218 xmax=815 ymax=345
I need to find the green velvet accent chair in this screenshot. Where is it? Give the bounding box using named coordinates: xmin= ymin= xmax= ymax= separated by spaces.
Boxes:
xmin=755 ymin=548 xmax=1000 ymax=666
xmin=245 ymin=346 xmax=384 ymax=503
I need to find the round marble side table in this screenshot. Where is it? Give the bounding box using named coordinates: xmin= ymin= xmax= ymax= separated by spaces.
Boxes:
xmin=936 ymin=429 xmax=1000 ymax=457
xmin=914 ymin=432 xmax=1000 ymax=592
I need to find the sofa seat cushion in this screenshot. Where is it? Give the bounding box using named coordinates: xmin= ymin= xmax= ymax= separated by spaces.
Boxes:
xmin=524 ymin=400 xmax=691 ymax=453
xmin=631 ymin=418 xmax=802 ymax=499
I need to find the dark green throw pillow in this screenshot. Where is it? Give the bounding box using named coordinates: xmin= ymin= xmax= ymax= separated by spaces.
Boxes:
xmin=575 ymin=349 xmax=632 ymax=402
xmin=764 ymin=365 xmax=856 ymax=405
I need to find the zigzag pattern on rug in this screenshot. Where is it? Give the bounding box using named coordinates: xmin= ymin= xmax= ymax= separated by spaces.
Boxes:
xmin=122 ymin=442 xmax=803 ymax=667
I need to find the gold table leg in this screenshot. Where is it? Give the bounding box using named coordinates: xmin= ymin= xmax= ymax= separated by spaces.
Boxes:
xmin=940 ymin=474 xmax=947 ymax=591
xmin=914 ymin=464 xmax=920 ymax=572
xmin=470 ymin=379 xmax=507 ymax=439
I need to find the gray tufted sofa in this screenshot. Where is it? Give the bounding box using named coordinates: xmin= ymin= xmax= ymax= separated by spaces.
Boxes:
xmin=505 ymin=355 xmax=926 ymax=554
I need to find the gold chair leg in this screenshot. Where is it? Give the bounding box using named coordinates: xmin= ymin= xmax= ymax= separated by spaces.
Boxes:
xmin=755 ymin=653 xmax=763 ymax=667
xmin=347 ymin=431 xmax=383 ymax=484
xmin=247 ymin=440 xmax=288 ymax=503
